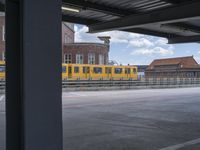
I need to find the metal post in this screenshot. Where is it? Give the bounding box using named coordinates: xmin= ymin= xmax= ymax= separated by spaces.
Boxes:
xmin=6 ymin=0 xmax=63 ymax=150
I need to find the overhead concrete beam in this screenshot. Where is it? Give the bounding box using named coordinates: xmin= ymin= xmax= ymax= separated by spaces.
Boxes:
xmin=88 ymin=1 xmax=200 ymax=33
xmin=168 ymin=35 xmax=200 ymax=44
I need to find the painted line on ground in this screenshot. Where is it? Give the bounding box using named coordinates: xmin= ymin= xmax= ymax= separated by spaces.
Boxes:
xmin=62 ymin=92 xmax=109 ymax=98
xmin=159 ymin=138 xmax=200 ymax=150
xmin=0 ymin=95 xmax=4 ymax=102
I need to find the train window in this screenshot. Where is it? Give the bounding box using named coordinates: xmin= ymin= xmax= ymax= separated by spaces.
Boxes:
xmin=115 ymin=68 xmax=122 ymax=74
xmin=125 ymin=68 xmax=130 ymax=74
xmin=62 ymin=66 xmax=66 ymax=73
xmin=83 ymin=67 xmax=90 ymax=73
xmin=93 ymin=67 xmax=102 ymax=74
xmin=105 ymin=67 xmax=112 ymax=74
xmin=74 ymin=67 xmax=79 ymax=73
xmin=133 ymin=68 xmax=137 ymax=74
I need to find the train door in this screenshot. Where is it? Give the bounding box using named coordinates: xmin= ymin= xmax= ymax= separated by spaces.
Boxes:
xmin=125 ymin=68 xmax=131 ymax=79
xmin=68 ymin=66 xmax=72 ymax=78
xmin=105 ymin=67 xmax=112 ymax=79
xmin=83 ymin=66 xmax=90 ymax=79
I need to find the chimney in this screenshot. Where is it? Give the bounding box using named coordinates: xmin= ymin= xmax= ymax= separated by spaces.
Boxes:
xmin=98 ymin=36 xmax=111 ymax=46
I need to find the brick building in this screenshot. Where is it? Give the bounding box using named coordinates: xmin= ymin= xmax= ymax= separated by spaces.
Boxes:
xmin=0 ymin=13 xmax=5 ymax=61
xmin=63 ymin=42 xmax=109 ymax=65
xmin=146 ymin=56 xmax=200 ymax=78
xmin=0 ymin=13 xmax=109 ymax=65
xmin=62 ymin=35 xmax=110 ymax=65
xmin=0 ymin=13 xmax=76 ymax=62
xmin=62 ymin=22 xmax=74 ymax=45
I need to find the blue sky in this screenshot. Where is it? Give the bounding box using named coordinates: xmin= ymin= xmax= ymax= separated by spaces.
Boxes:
xmin=75 ymin=24 xmax=200 ymax=65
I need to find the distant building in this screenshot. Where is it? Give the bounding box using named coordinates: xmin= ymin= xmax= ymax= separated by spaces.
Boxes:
xmin=0 ymin=13 xmax=75 ymax=61
xmin=63 ymin=37 xmax=110 ymax=65
xmin=0 ymin=13 xmax=110 ymax=65
xmin=62 ymin=22 xmax=75 ymax=45
xmin=63 ymin=43 xmax=109 ymax=65
xmin=146 ymin=56 xmax=200 ymax=78
xmin=136 ymin=65 xmax=148 ymax=80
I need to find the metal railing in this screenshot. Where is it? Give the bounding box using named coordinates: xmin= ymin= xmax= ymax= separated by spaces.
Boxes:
xmin=62 ymin=78 xmax=200 ymax=89
xmin=0 ymin=78 xmax=200 ymax=91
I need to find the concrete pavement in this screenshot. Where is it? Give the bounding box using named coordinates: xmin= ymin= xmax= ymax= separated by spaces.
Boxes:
xmin=62 ymin=88 xmax=200 ymax=150
xmin=1 ymin=88 xmax=200 ymax=150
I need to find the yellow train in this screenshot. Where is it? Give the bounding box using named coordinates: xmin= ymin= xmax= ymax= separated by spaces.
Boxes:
xmin=0 ymin=61 xmax=138 ymax=80
xmin=0 ymin=61 xmax=5 ymax=80
xmin=62 ymin=64 xmax=138 ymax=80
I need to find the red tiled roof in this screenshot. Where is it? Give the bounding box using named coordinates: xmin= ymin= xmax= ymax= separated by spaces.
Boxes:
xmin=147 ymin=56 xmax=200 ymax=70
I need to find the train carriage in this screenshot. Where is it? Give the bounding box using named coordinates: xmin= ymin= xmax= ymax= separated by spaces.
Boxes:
xmin=62 ymin=64 xmax=69 ymax=80
xmin=111 ymin=66 xmax=137 ymax=80
xmin=67 ymin=64 xmax=91 ymax=80
xmin=0 ymin=62 xmax=138 ymax=80
xmin=90 ymin=65 xmax=105 ymax=80
xmin=0 ymin=61 xmax=5 ymax=80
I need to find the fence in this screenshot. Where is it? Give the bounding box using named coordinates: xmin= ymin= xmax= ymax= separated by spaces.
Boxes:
xmin=0 ymin=78 xmax=200 ymax=91
xmin=62 ymin=78 xmax=200 ymax=91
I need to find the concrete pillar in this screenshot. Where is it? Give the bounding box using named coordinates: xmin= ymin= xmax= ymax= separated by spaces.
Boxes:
xmin=6 ymin=0 xmax=63 ymax=150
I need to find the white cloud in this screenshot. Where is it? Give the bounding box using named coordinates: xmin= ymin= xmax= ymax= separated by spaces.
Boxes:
xmin=198 ymin=51 xmax=200 ymax=54
xmin=131 ymin=47 xmax=174 ymax=56
xmin=74 ymin=25 xmax=175 ymax=61
xmin=155 ymin=38 xmax=168 ymax=46
xmin=74 ymin=25 xmax=144 ymax=44
xmin=186 ymin=50 xmax=191 ymax=54
xmin=74 ymin=25 xmax=174 ymax=49
xmin=75 ymin=26 xmax=99 ymax=43
xmin=155 ymin=38 xmax=175 ymax=50
xmin=129 ymin=38 xmax=154 ymax=48
xmin=168 ymin=45 xmax=175 ymax=50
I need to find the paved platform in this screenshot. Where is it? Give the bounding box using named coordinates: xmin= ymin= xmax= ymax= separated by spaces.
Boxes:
xmin=1 ymin=88 xmax=200 ymax=150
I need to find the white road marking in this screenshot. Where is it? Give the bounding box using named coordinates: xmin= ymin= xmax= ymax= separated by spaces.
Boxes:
xmin=62 ymin=92 xmax=110 ymax=98
xmin=62 ymin=92 xmax=87 ymax=97
xmin=0 ymin=95 xmax=4 ymax=102
xmin=159 ymin=138 xmax=200 ymax=150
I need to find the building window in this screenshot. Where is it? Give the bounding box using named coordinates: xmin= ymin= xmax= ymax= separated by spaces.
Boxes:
xmin=64 ymin=33 xmax=71 ymax=44
xmin=65 ymin=34 xmax=67 ymax=43
xmin=88 ymin=53 xmax=95 ymax=64
xmin=64 ymin=54 xmax=72 ymax=64
xmin=99 ymin=54 xmax=104 ymax=65
xmin=2 ymin=25 xmax=5 ymax=42
xmin=76 ymin=54 xmax=83 ymax=64
xmin=105 ymin=55 xmax=108 ymax=65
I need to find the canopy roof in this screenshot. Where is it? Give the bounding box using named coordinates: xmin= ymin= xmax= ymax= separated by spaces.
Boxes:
xmin=1 ymin=0 xmax=200 ymax=44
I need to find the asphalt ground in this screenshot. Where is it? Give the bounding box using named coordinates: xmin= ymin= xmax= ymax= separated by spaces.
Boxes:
xmin=1 ymin=88 xmax=200 ymax=150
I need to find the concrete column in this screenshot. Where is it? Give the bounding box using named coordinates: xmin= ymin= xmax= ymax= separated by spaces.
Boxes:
xmin=6 ymin=0 xmax=63 ymax=150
